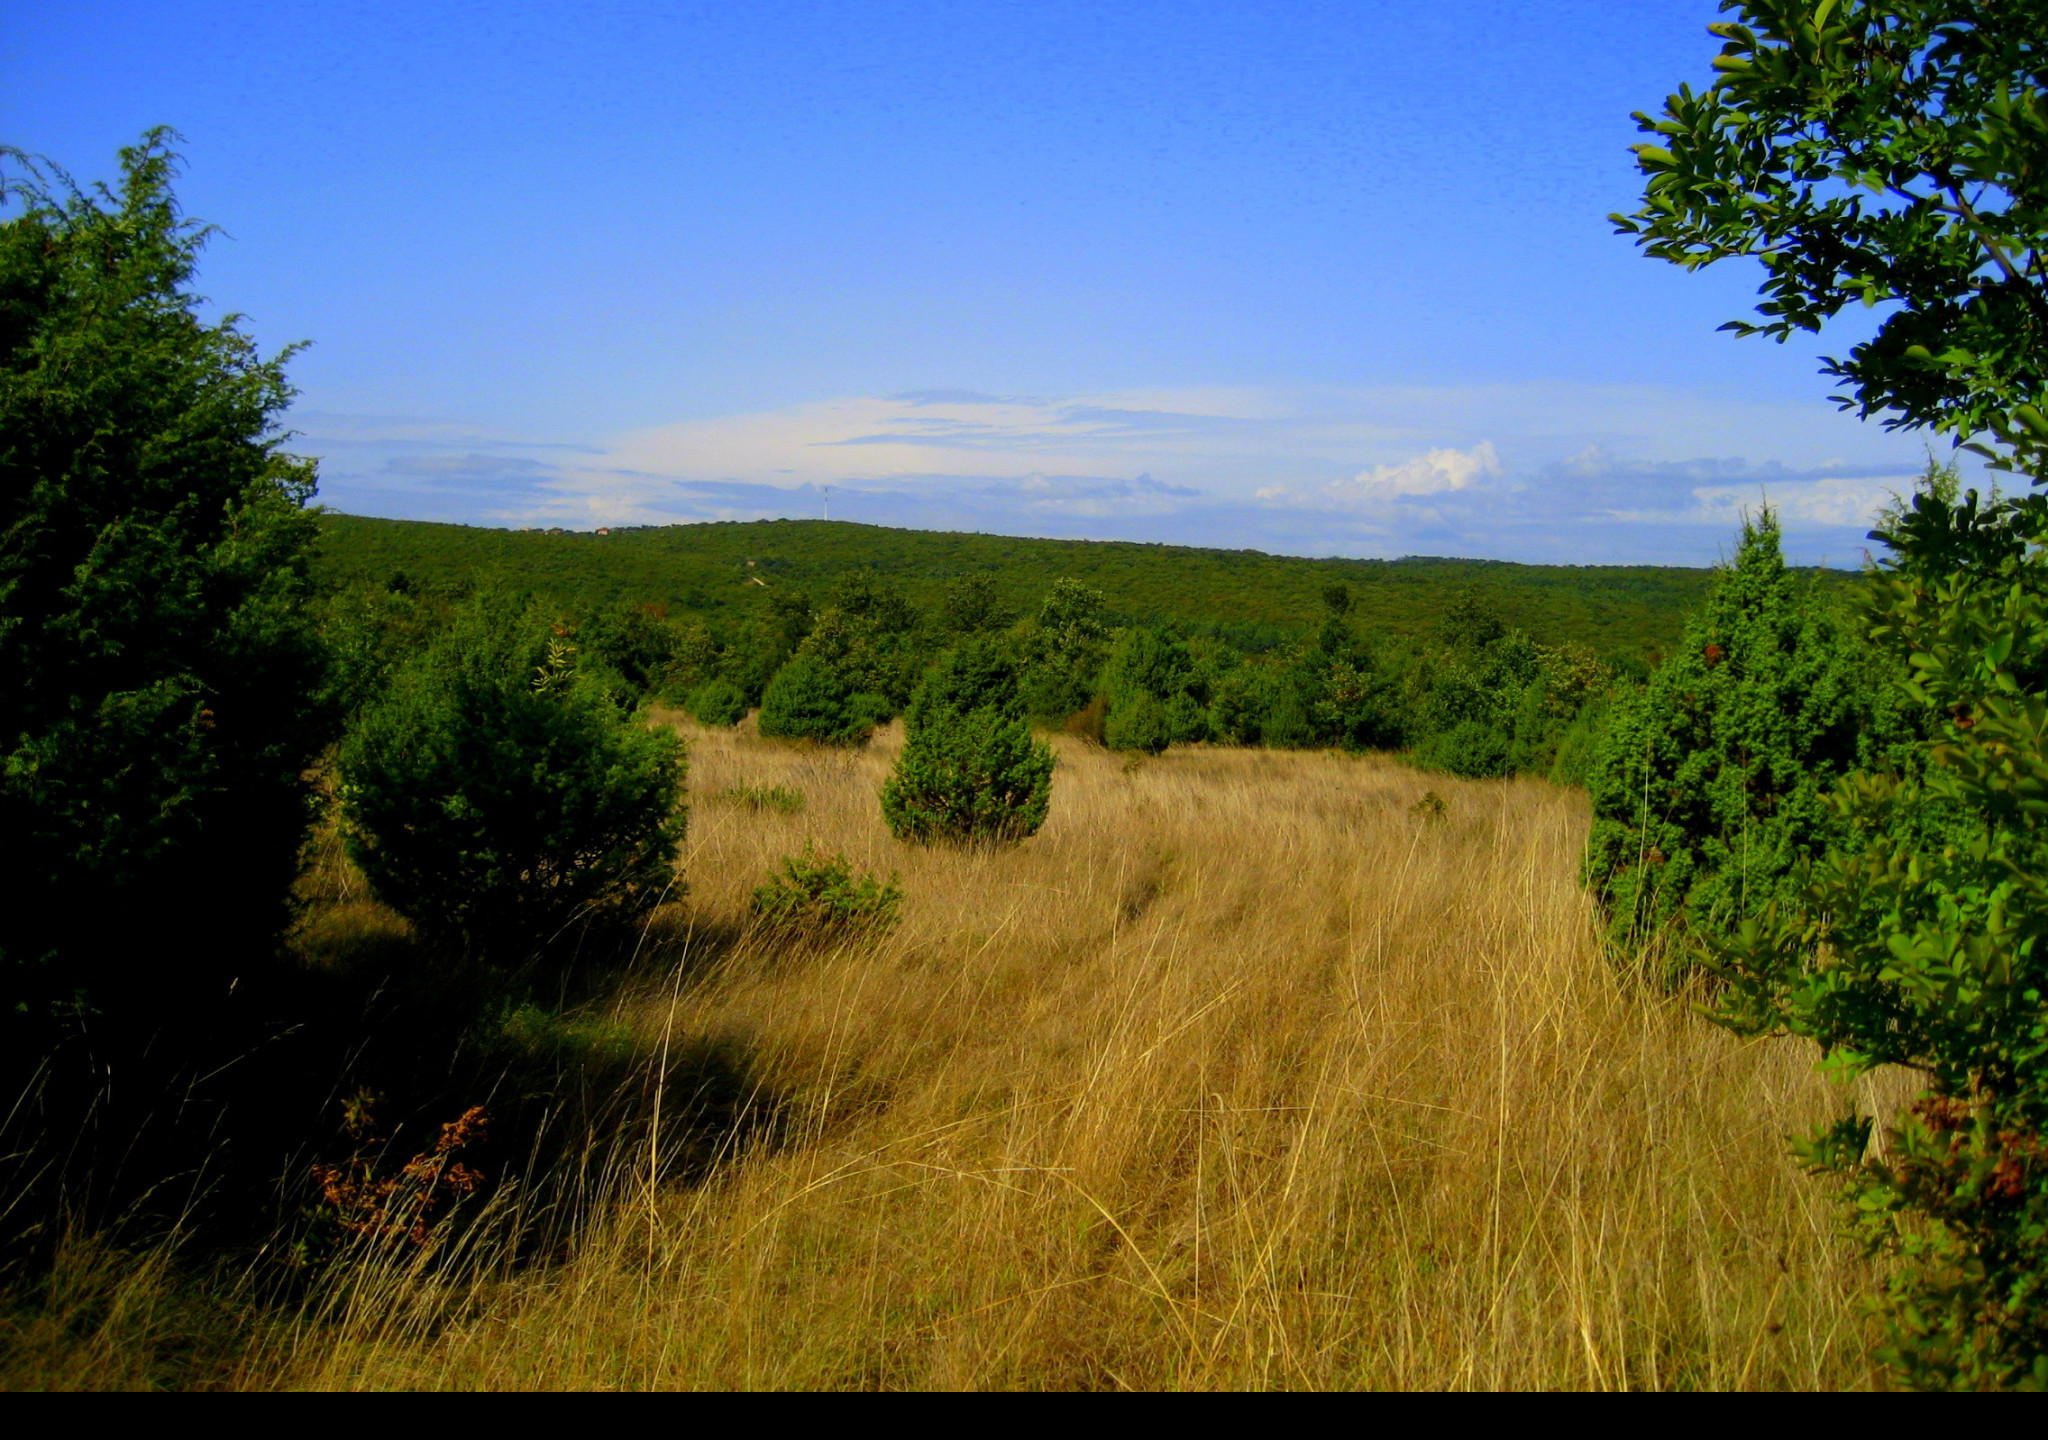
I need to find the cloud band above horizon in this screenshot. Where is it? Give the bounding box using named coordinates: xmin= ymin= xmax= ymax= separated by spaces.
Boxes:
xmin=297 ymin=381 xmax=1959 ymax=568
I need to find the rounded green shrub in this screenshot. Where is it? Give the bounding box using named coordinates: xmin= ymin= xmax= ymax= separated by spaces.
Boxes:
xmin=1418 ymin=719 xmax=1511 ymax=778
xmin=1103 ymin=689 xmax=1169 ymax=754
xmin=757 ymin=653 xmax=872 ymax=744
xmin=1165 ymin=692 xmax=1213 ymax=745
xmin=687 ymin=677 xmax=748 ymax=728
xmin=1102 ymin=627 xmax=1202 ymax=753
xmin=751 ymin=842 xmax=902 ymax=935
xmin=338 ymin=598 xmax=687 ymax=960
xmin=846 ymin=690 xmax=894 ymax=734
xmin=1260 ymin=680 xmax=1313 ymax=749
xmin=882 ymin=639 xmax=1054 ymax=844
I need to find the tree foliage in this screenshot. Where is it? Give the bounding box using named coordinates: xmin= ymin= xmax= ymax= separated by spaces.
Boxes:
xmin=882 ymin=637 xmax=1054 ymax=844
xmin=1018 ymin=577 xmax=1111 ymax=720
xmin=750 ymin=843 xmax=903 ymax=936
xmin=941 ymin=572 xmax=1012 ymax=636
xmin=0 ymin=130 xmax=331 ymax=1022
xmin=1584 ymin=512 xmax=1914 ymax=965
xmin=1715 ymin=482 xmax=2048 ymax=1385
xmin=316 ymin=513 xmax=1729 ymax=672
xmin=1102 ymin=627 xmax=1206 ymax=753
xmin=686 ymin=676 xmax=748 ymax=727
xmin=1615 ymin=0 xmax=2048 ymax=475
xmin=338 ymin=598 xmax=685 ymax=961
xmin=757 ymin=651 xmax=878 ymax=745
xmin=578 ymin=601 xmax=692 ymax=699
xmin=1622 ymin=2 xmax=2048 ymax=1386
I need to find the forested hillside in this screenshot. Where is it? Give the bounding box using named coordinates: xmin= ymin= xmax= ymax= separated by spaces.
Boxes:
xmin=315 ymin=513 xmax=1749 ymax=662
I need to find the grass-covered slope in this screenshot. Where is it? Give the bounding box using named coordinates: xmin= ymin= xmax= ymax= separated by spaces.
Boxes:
xmin=316 ymin=514 xmax=1737 ymax=660
xmin=255 ymin=726 xmax=1873 ymax=1390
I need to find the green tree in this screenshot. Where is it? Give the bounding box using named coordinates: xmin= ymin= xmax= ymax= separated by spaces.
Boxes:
xmin=941 ymin=572 xmax=1012 ymax=635
xmin=1208 ymin=665 xmax=1270 ymax=746
xmin=1615 ymin=0 xmax=2048 ymax=477
xmin=1409 ymin=602 xmax=1555 ymax=776
xmin=1307 ymin=597 xmax=1405 ymax=752
xmin=319 ymin=575 xmax=450 ymax=725
xmin=1621 ymin=2 xmax=2048 ymax=1385
xmin=1584 ymin=513 xmax=1908 ymax=963
xmin=1105 ymin=688 xmax=1171 ymax=754
xmin=1435 ymin=592 xmax=1505 ymax=651
xmin=757 ymin=652 xmax=880 ymax=745
xmin=732 ymin=587 xmax=814 ymax=704
xmin=686 ymin=676 xmax=748 ymax=727
xmin=0 ymin=132 xmax=331 ymax=1024
xmin=338 ymin=598 xmax=685 ymax=961
xmin=882 ymin=637 xmax=1053 ymax=844
xmin=1102 ymin=627 xmax=1204 ymax=752
xmin=1020 ymin=577 xmax=1109 ymax=719
xmin=1717 ymin=476 xmax=2048 ymax=1385
xmin=578 ymin=601 xmax=687 ymax=700
xmin=1534 ymin=641 xmax=1623 ymax=787
xmin=784 ymin=568 xmax=923 ymax=719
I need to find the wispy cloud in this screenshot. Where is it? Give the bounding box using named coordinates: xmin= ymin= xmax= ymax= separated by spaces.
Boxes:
xmin=295 ymin=384 xmax=1958 ymax=565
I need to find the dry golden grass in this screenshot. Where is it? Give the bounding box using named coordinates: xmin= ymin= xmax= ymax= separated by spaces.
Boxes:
xmin=251 ymin=717 xmax=1891 ymax=1390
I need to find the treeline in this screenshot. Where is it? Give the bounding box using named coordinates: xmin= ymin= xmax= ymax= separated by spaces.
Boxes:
xmin=326 ymin=564 xmax=1631 ymax=785
xmin=316 ymin=511 xmax=1741 ymax=665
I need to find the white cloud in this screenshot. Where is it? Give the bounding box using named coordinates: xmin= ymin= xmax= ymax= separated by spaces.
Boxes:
xmin=1355 ymin=440 xmax=1502 ymax=497
xmin=1595 ymin=473 xmax=1904 ymax=535
xmin=1260 ymin=440 xmax=1503 ymax=506
xmin=1689 ymin=475 xmax=1898 ymax=529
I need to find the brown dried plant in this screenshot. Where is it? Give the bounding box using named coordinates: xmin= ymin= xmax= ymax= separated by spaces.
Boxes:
xmin=310 ymin=1097 xmax=490 ymax=1247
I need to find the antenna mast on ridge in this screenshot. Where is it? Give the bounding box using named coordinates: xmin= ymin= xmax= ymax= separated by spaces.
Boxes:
xmin=823 ymin=485 xmax=831 ymax=522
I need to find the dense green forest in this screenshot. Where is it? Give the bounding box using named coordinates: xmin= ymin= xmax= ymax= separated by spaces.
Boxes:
xmin=313 ymin=509 xmax=1879 ymax=792
xmin=315 ymin=512 xmax=1758 ymax=663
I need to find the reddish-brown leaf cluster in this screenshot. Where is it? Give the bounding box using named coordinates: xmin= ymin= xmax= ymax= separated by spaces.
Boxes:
xmin=1905 ymin=1096 xmax=2043 ymax=1206
xmin=310 ymin=1104 xmax=490 ymax=1246
xmin=1916 ymin=1094 xmax=1973 ymax=1133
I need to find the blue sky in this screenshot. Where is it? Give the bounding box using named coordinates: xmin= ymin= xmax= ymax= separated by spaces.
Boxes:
xmin=5 ymin=1 xmax=1959 ymax=564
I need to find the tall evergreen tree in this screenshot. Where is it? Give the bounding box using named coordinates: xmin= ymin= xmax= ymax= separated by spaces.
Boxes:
xmin=1583 ymin=511 xmax=1912 ymax=963
xmin=1 ymin=132 xmax=331 ymax=1025
xmin=1103 ymin=627 xmax=1205 ymax=752
xmin=1019 ymin=577 xmax=1109 ymax=720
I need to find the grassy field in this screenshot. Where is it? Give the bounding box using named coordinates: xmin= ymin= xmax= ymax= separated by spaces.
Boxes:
xmin=315 ymin=514 xmax=1738 ymax=660
xmin=125 ymin=720 xmax=1889 ymax=1392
